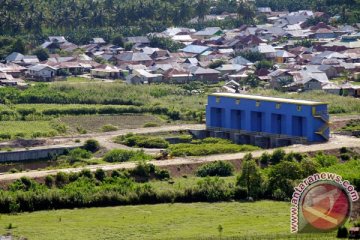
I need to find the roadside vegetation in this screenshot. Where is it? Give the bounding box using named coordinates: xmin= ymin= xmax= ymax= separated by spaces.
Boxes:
xmin=1 ymin=147 xmax=359 ymax=214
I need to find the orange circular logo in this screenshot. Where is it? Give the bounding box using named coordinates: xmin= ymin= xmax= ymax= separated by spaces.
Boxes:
xmin=301 ymin=183 xmax=351 ymax=231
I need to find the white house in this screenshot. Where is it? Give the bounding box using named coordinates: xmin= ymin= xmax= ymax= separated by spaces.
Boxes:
xmin=27 ymin=64 xmax=57 ymax=81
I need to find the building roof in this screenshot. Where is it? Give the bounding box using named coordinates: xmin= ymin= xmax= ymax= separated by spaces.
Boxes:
xmin=182 ymin=45 xmax=210 ymax=54
xmin=230 ymin=56 xmax=252 ymax=65
xmin=126 ymin=36 xmax=150 ymax=44
xmin=117 ymin=52 xmax=152 ymax=62
xmin=28 ymin=64 xmax=57 ymax=71
xmin=93 ymin=38 xmax=106 ymax=44
xmin=210 ymin=93 xmax=326 ymax=105
xmin=194 ymin=27 xmax=222 ymax=36
xmin=5 ymin=52 xmax=24 ymax=62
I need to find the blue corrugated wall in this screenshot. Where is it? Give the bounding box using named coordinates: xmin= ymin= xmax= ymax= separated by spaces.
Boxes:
xmin=206 ymin=95 xmax=330 ymax=143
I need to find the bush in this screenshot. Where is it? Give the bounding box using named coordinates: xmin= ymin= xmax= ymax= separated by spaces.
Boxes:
xmin=340 ymin=153 xmax=350 ymax=161
xmin=55 ymin=172 xmax=69 ymax=188
xmin=196 ymin=161 xmax=234 ymax=177
xmin=45 ymin=175 xmax=54 ymax=188
xmin=191 ymin=177 xmax=232 ymax=202
xmin=116 ymin=134 xmax=169 ymax=148
xmin=270 ymin=149 xmax=286 ymax=165
xmin=169 ymin=140 xmax=258 ymax=157
xmin=83 ymin=139 xmax=100 ymax=153
xmin=101 ymin=124 xmax=118 ymax=132
xmin=68 ymin=148 xmax=92 ymax=163
xmin=103 ymin=149 xmax=152 ymax=163
xmin=95 ymin=169 xmax=106 ymax=181
xmin=336 ymin=226 xmax=348 ymax=238
xmin=143 ymin=122 xmax=159 ymax=128
xmin=313 ymin=152 xmax=338 ymax=167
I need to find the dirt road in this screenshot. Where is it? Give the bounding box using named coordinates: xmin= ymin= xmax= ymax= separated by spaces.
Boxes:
xmin=1 ymin=134 xmax=359 ymax=182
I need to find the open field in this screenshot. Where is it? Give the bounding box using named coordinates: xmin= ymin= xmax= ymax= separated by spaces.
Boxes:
xmin=0 ymin=201 xmax=336 ymax=240
xmin=0 ymin=121 xmax=56 ymax=139
xmin=59 ymin=114 xmax=166 ymax=134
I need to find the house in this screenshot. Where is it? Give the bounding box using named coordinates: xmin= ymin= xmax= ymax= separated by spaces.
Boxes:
xmin=125 ymin=36 xmax=150 ymax=48
xmin=91 ymin=38 xmax=106 ymax=45
xmin=322 ymin=82 xmax=341 ymax=95
xmin=5 ymin=52 xmax=24 ymax=63
xmin=275 ymin=50 xmax=296 ymax=63
xmin=216 ymin=64 xmax=246 ymax=76
xmin=0 ymin=63 xmax=27 ymax=78
xmin=182 ymin=45 xmax=210 ymax=55
xmin=126 ymin=74 xmax=144 ymax=84
xmin=90 ymin=65 xmax=121 ymax=79
xmin=253 ymin=43 xmax=276 ymax=58
xmin=311 ymin=28 xmax=336 ymax=39
xmin=230 ymin=56 xmax=253 ymax=66
xmin=189 ymin=66 xmax=220 ymax=83
xmin=163 ymin=68 xmax=191 ymax=84
xmin=192 ymin=27 xmax=223 ymax=40
xmin=116 ymin=52 xmax=153 ymax=66
xmin=340 ymin=82 xmax=360 ymax=97
xmin=22 ymin=55 xmax=40 ymax=66
xmin=269 ymin=69 xmax=294 ymax=89
xmin=133 ymin=69 xmax=163 ymax=84
xmin=27 ymin=64 xmax=57 ymax=81
xmin=349 ymin=227 xmax=360 ymax=239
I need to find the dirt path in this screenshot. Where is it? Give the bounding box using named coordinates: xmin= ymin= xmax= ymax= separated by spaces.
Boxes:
xmin=1 ymin=134 xmax=359 ymax=182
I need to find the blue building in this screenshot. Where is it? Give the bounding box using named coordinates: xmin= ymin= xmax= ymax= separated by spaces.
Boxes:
xmin=205 ymin=93 xmax=330 ymax=147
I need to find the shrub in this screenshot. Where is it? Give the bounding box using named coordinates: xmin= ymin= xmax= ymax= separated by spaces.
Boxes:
xmin=95 ymin=169 xmax=106 ymax=181
xmin=313 ymin=152 xmax=338 ymax=167
xmin=117 ymin=134 xmax=169 ymax=148
xmin=55 ymin=172 xmax=69 ymax=188
xmin=336 ymin=226 xmax=348 ymax=238
xmin=196 ymin=161 xmax=234 ymax=177
xmin=101 ymin=124 xmax=118 ymax=132
xmin=143 ymin=122 xmax=159 ymax=128
xmin=192 ymin=177 xmax=232 ymax=202
xmin=68 ymin=148 xmax=92 ymax=163
xmin=45 ymin=175 xmax=54 ymax=188
xmin=79 ymin=169 xmax=93 ymax=179
xmin=103 ymin=149 xmax=152 ymax=163
xmin=259 ymin=152 xmax=271 ymax=165
xmin=270 ymin=149 xmax=286 ymax=165
xmin=83 ymin=139 xmax=100 ymax=153
xmin=169 ymin=140 xmax=258 ymax=157
xmin=340 ymin=153 xmax=350 ymax=161
xmin=154 ymin=169 xmax=170 ymax=180
xmin=131 ymin=162 xmax=169 ymax=181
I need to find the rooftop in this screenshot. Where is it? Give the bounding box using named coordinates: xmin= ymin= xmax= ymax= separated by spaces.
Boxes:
xmin=210 ymin=93 xmax=327 ymax=105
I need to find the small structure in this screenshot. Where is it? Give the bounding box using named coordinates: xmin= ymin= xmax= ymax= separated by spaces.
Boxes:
xmin=204 ymin=93 xmax=330 ymax=148
xmin=349 ymin=227 xmax=360 ymax=239
xmin=27 ymin=64 xmax=57 ymax=81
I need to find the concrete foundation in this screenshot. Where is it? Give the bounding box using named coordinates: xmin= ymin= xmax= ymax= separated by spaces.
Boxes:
xmin=0 ymin=145 xmax=79 ymax=163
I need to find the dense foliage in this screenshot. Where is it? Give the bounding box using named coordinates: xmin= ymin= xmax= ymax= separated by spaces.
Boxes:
xmin=168 ymin=138 xmax=260 ymax=156
xmin=115 ymin=133 xmax=170 ymax=149
xmin=103 ymin=149 xmax=152 ymax=163
xmin=196 ymin=161 xmax=234 ymax=177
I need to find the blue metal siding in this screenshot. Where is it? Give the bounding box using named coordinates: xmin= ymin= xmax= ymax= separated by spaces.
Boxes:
xmin=206 ymin=95 xmax=329 ymax=143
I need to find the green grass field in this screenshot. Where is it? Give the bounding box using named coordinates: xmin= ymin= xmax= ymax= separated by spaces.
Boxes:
xmin=0 ymin=201 xmax=336 ymax=240
xmin=0 ymin=121 xmax=56 ymax=139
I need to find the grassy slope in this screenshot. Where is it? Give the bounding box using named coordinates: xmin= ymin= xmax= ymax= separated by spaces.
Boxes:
xmin=0 ymin=201 xmax=291 ymax=240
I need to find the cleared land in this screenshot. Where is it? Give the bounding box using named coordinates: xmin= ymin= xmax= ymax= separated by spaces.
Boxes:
xmin=0 ymin=201 xmax=336 ymax=240
xmin=59 ymin=114 xmax=166 ymax=134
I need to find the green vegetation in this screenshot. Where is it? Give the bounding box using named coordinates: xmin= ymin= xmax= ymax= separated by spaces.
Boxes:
xmin=341 ymin=119 xmax=360 ymax=131
xmin=0 ymin=201 xmax=334 ymax=240
xmin=115 ymin=133 xmax=169 ymax=148
xmin=169 ymin=138 xmax=260 ymax=157
xmin=196 ymin=161 xmax=234 ymax=177
xmin=253 ymin=89 xmax=360 ymax=115
xmin=101 ymin=124 xmax=118 ymax=132
xmin=103 ymin=149 xmax=153 ymax=163
xmin=0 ymin=121 xmax=58 ymax=140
